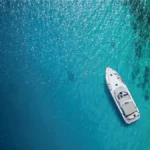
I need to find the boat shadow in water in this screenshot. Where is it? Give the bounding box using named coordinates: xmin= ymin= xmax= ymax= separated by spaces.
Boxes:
xmin=104 ymin=83 xmax=129 ymax=127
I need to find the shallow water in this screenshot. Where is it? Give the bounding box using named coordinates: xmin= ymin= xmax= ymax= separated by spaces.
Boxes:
xmin=0 ymin=0 xmax=150 ymax=150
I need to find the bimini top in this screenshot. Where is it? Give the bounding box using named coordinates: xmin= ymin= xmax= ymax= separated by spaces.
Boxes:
xmin=114 ymin=86 xmax=131 ymax=105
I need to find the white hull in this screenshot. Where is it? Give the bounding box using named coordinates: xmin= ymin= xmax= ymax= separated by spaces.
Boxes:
xmin=106 ymin=67 xmax=140 ymax=124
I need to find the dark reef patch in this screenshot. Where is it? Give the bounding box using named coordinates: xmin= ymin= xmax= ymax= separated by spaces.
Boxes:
xmin=111 ymin=42 xmax=116 ymax=48
xmin=135 ymin=41 xmax=142 ymax=58
xmin=131 ymin=22 xmax=137 ymax=31
xmin=144 ymin=94 xmax=149 ymax=101
xmin=143 ymin=66 xmax=150 ymax=100
xmin=137 ymin=83 xmax=144 ymax=88
xmin=67 ymin=71 xmax=75 ymax=82
xmin=127 ymin=0 xmax=150 ymax=40
xmin=144 ymin=66 xmax=150 ymax=84
xmin=148 ymin=15 xmax=150 ymax=24
xmin=132 ymin=67 xmax=140 ymax=79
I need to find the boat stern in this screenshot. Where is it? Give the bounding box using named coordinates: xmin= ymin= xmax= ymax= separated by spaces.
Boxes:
xmin=125 ymin=112 xmax=140 ymax=124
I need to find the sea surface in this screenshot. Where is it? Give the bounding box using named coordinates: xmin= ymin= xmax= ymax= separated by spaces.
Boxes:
xmin=0 ymin=0 xmax=150 ymax=150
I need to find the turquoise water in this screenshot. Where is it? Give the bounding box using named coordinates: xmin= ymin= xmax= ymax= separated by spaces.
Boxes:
xmin=0 ymin=0 xmax=150 ymax=150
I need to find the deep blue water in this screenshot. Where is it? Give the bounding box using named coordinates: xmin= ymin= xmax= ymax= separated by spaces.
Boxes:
xmin=0 ymin=0 xmax=150 ymax=150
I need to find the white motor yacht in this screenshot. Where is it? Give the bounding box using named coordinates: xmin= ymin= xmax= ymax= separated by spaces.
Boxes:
xmin=106 ymin=67 xmax=140 ymax=124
